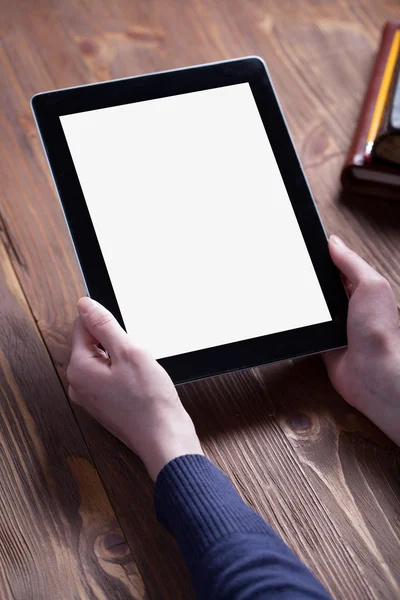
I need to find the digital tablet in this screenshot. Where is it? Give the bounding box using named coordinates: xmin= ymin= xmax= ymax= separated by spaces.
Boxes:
xmin=32 ymin=57 xmax=348 ymax=384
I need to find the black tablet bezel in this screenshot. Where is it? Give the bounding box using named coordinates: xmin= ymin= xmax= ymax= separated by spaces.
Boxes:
xmin=32 ymin=57 xmax=348 ymax=384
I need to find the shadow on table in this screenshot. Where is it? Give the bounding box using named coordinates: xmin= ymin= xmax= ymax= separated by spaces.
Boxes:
xmin=340 ymin=189 xmax=400 ymax=231
xmin=180 ymin=354 xmax=398 ymax=453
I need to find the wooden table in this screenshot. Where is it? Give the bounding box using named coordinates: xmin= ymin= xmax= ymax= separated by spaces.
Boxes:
xmin=1 ymin=1 xmax=400 ymax=598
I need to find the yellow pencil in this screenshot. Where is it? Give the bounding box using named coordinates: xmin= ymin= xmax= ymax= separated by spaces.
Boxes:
xmin=364 ymin=30 xmax=400 ymax=160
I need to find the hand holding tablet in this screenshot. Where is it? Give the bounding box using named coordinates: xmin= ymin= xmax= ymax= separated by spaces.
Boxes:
xmin=32 ymin=57 xmax=348 ymax=383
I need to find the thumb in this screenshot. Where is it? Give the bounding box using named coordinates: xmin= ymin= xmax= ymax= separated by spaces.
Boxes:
xmin=77 ymin=297 xmax=128 ymax=358
xmin=328 ymin=235 xmax=374 ymax=286
xmin=328 ymin=235 xmax=398 ymax=331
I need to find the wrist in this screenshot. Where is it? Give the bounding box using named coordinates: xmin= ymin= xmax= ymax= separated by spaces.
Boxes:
xmin=128 ymin=409 xmax=204 ymax=481
xmin=143 ymin=437 xmax=204 ymax=481
xmin=362 ymin=349 xmax=400 ymax=446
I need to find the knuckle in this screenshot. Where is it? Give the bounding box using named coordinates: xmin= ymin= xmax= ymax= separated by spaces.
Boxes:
xmin=367 ymin=323 xmax=392 ymax=350
xmin=118 ymin=341 xmax=148 ymax=364
xmin=132 ymin=346 xmax=149 ymax=363
xmin=89 ymin=311 xmax=114 ymax=331
xmin=118 ymin=343 xmax=138 ymax=363
xmin=380 ymin=277 xmax=392 ymax=294
xmin=362 ymin=274 xmax=391 ymax=294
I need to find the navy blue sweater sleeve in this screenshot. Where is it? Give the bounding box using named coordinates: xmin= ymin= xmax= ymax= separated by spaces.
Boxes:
xmin=154 ymin=454 xmax=331 ymax=600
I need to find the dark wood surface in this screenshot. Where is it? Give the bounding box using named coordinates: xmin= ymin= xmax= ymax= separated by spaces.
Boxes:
xmin=0 ymin=232 xmax=146 ymax=598
xmin=1 ymin=0 xmax=400 ymax=598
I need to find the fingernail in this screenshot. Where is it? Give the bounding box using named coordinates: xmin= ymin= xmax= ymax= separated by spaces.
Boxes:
xmin=330 ymin=235 xmax=346 ymax=247
xmin=77 ymin=296 xmax=97 ymax=315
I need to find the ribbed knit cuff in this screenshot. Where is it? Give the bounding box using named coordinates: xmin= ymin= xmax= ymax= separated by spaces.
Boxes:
xmin=154 ymin=454 xmax=271 ymax=565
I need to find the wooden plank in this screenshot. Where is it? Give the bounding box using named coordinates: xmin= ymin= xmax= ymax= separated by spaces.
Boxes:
xmin=0 ymin=233 xmax=146 ymax=598
xmin=1 ymin=0 xmax=400 ymax=598
xmin=180 ymin=367 xmax=400 ymax=600
xmin=0 ymin=14 xmax=194 ymax=597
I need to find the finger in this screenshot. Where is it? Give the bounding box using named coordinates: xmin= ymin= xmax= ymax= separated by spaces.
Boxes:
xmin=321 ymin=347 xmax=345 ymax=376
xmin=328 ymin=235 xmax=377 ymax=286
xmin=68 ymin=384 xmax=80 ymax=404
xmin=341 ymin=273 xmax=352 ymax=297
xmin=71 ymin=316 xmax=99 ymax=356
xmin=70 ymin=318 xmax=111 ymax=375
xmin=77 ymin=297 xmax=128 ymax=359
xmin=329 ymin=235 xmax=399 ymax=330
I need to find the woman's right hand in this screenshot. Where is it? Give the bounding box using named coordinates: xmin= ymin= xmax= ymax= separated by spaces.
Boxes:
xmin=323 ymin=235 xmax=400 ymax=445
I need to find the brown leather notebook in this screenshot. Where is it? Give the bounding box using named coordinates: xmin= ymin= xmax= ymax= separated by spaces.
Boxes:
xmin=341 ymin=21 xmax=400 ymax=200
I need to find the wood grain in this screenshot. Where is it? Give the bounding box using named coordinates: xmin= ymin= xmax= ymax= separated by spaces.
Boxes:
xmin=1 ymin=0 xmax=400 ymax=598
xmin=180 ymin=366 xmax=400 ymax=600
xmin=0 ymin=236 xmax=145 ymax=598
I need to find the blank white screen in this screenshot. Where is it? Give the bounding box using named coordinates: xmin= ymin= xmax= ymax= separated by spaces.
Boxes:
xmin=60 ymin=83 xmax=331 ymax=359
